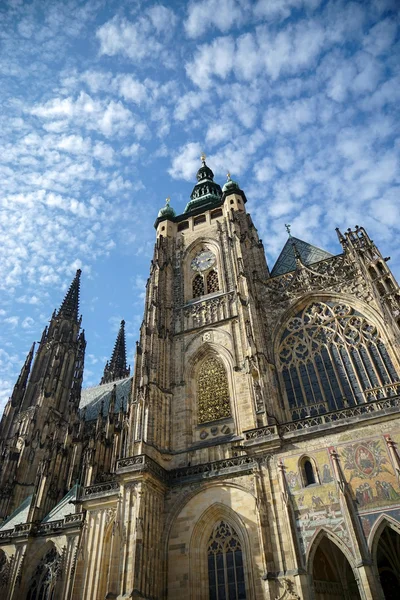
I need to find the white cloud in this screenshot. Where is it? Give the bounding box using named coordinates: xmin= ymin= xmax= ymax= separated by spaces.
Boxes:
xmin=185 ymin=0 xmax=244 ymax=38
xmin=96 ymin=8 xmax=177 ymax=65
xmin=21 ymin=316 xmax=35 ymax=329
xmin=253 ymin=0 xmax=321 ymax=21
xmin=169 ymin=142 xmax=202 ymax=180
xmin=16 ymin=295 xmax=41 ymax=304
xmin=121 ymin=143 xmax=142 ymax=158
xmin=31 ymin=92 xmax=134 ymax=137
xmin=4 ymin=316 xmax=19 ymax=328
xmin=185 ymin=36 xmax=235 ymax=88
xmin=174 ymin=91 xmax=208 ymax=121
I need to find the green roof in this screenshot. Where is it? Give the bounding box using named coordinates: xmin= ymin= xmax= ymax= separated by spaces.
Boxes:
xmin=270 ymin=236 xmax=334 ymax=277
xmin=79 ymin=376 xmax=132 ymax=420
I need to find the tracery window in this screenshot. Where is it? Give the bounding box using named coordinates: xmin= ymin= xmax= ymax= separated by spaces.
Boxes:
xmin=193 ymin=274 xmax=205 ymax=298
xmin=207 ymin=269 xmax=219 ymax=293
xmin=198 ymin=357 xmax=231 ymax=423
xmin=27 ymin=547 xmax=61 ymax=600
xmin=208 ymin=521 xmax=246 ymax=600
xmin=278 ymin=301 xmax=399 ymax=420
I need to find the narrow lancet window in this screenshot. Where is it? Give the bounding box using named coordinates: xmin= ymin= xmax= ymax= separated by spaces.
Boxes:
xmin=193 ymin=274 xmax=204 ymax=298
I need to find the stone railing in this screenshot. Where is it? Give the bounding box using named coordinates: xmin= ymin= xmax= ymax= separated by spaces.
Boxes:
xmin=116 ymin=454 xmax=167 ymax=482
xmin=181 ymin=291 xmax=235 ymax=331
xmin=83 ymin=480 xmax=119 ymax=498
xmin=169 ymin=454 xmax=256 ymax=483
xmin=116 ymin=455 xmax=145 ymax=472
xmin=0 ymin=512 xmax=86 ymax=539
xmin=13 ymin=523 xmax=34 ymax=536
xmin=64 ymin=512 xmax=85 ymax=525
xmin=116 ymin=453 xmax=256 ymax=485
xmin=244 ymin=395 xmax=400 ymax=442
xmin=37 ymin=520 xmax=64 ymax=534
xmin=243 ymin=425 xmax=279 ymax=441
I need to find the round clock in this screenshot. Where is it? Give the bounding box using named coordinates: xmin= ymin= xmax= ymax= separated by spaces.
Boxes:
xmin=191 ymin=250 xmax=216 ymax=272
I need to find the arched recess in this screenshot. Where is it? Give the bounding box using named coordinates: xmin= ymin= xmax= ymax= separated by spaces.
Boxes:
xmin=166 ymin=485 xmax=261 ymax=600
xmin=192 ymin=503 xmax=255 ymax=600
xmin=273 ymin=295 xmax=400 ymax=420
xmin=307 ymin=529 xmax=361 ymax=600
xmin=26 ymin=542 xmax=62 ymax=600
xmin=298 ymin=454 xmax=319 ymax=487
xmin=97 ymin=518 xmax=116 ymax=600
xmin=185 ymin=341 xmax=238 ymax=438
xmin=369 ymin=516 xmax=400 ymax=599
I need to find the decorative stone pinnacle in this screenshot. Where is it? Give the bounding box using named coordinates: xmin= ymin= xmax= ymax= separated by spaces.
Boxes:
xmin=57 ymin=269 xmax=81 ymax=322
xmin=100 ymin=319 xmax=130 ymax=385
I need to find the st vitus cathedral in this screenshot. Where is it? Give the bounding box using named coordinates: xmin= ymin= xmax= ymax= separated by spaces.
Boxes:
xmin=1 ymin=157 xmax=400 ymax=600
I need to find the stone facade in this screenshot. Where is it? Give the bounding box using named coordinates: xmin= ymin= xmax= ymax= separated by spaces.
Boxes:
xmin=0 ymin=162 xmax=400 ymax=599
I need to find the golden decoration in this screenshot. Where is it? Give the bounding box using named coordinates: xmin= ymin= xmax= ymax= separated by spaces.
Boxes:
xmin=198 ymin=357 xmax=231 ymax=423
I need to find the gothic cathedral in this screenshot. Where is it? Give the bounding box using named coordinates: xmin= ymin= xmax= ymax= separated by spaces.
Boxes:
xmin=1 ymin=158 xmax=400 ymax=600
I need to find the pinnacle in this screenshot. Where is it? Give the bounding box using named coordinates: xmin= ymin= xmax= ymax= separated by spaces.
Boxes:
xmin=100 ymin=320 xmax=130 ymax=385
xmin=57 ymin=269 xmax=81 ymax=322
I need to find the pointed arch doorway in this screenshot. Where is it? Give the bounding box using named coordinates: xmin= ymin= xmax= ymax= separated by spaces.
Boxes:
xmin=311 ymin=536 xmax=361 ymax=600
xmin=375 ymin=525 xmax=400 ymax=599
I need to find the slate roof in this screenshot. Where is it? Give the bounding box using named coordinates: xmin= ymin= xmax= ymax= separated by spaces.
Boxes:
xmin=0 ymin=494 xmax=32 ymax=531
xmin=79 ymin=376 xmax=132 ymax=421
xmin=270 ymin=236 xmax=334 ymax=277
xmin=42 ymin=485 xmax=79 ymax=522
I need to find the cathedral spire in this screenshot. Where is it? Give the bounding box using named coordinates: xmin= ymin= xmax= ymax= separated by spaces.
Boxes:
xmin=100 ymin=320 xmax=130 ymax=385
xmin=10 ymin=342 xmax=35 ymax=407
xmin=58 ymin=269 xmax=81 ymax=321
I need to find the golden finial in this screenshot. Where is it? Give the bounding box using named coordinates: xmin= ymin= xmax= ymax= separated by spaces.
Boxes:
xmin=200 ymin=152 xmax=206 ymax=164
xmin=166 ymin=197 xmax=170 ymax=206
xmin=227 ymin=172 xmax=231 ymax=180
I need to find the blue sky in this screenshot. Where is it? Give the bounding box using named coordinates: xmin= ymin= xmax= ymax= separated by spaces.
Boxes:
xmin=1 ymin=0 xmax=399 ymax=410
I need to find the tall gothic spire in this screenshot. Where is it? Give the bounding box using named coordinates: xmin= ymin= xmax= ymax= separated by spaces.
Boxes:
xmin=100 ymin=320 xmax=130 ymax=385
xmin=58 ymin=269 xmax=81 ymax=321
xmin=10 ymin=342 xmax=35 ymax=407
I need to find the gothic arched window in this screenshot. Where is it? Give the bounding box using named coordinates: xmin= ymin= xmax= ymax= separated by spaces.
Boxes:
xmin=207 ymin=269 xmax=219 ymax=294
xmin=278 ymin=301 xmax=399 ymax=420
xmin=27 ymin=547 xmax=61 ymax=600
xmin=208 ymin=521 xmax=246 ymax=600
xmin=193 ymin=274 xmax=205 ymax=298
xmin=198 ymin=357 xmax=231 ymax=423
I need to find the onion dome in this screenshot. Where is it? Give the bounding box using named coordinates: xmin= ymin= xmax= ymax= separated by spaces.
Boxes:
xmin=157 ymin=197 xmax=176 ymax=219
xmin=184 ymin=153 xmax=222 ymax=213
xmin=222 ymin=172 xmax=240 ymax=193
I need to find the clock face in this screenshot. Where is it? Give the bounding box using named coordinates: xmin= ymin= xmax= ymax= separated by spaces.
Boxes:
xmin=191 ymin=250 xmax=216 ymax=272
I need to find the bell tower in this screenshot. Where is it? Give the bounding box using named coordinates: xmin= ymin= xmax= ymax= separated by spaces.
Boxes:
xmin=129 ymin=157 xmax=279 ymax=463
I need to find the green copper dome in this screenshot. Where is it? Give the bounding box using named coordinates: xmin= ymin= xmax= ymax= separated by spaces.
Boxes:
xmin=184 ymin=154 xmax=222 ymax=213
xmin=158 ymin=197 xmax=176 ymax=219
xmin=222 ymin=173 xmax=240 ymax=193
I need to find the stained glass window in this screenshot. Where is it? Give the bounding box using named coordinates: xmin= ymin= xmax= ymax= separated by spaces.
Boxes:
xmin=198 ymin=357 xmax=231 ymax=423
xmin=208 ymin=521 xmax=246 ymax=600
xmin=277 ymin=301 xmax=399 ymax=420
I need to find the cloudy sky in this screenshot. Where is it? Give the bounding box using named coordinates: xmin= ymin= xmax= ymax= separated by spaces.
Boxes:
xmin=1 ymin=0 xmax=399 ymax=410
